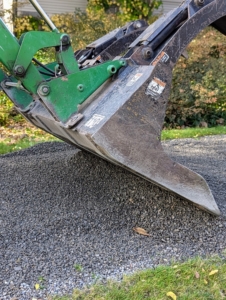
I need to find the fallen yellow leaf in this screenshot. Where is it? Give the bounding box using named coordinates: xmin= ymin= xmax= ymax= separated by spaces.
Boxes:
xmin=209 ymin=270 xmax=218 ymax=276
xmin=133 ymin=227 xmax=150 ymax=236
xmin=195 ymin=271 xmax=200 ymax=279
xmin=204 ymin=279 xmax=208 ymax=285
xmin=166 ymin=291 xmax=177 ymax=300
xmin=35 ymin=283 xmax=40 ymax=290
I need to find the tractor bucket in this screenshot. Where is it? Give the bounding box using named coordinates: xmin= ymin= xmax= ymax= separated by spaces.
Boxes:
xmin=15 ymin=60 xmax=220 ymax=215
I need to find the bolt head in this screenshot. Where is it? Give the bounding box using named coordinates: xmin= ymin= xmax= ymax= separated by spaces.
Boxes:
xmin=77 ymin=84 xmax=84 ymax=92
xmin=42 ymin=86 xmax=49 ymax=93
xmin=14 ymin=65 xmax=25 ymax=77
xmin=61 ymin=34 xmax=70 ymax=45
xmin=195 ymin=0 xmax=204 ymax=6
xmin=38 ymin=85 xmax=50 ymax=96
xmin=107 ymin=65 xmax=117 ymax=74
xmin=142 ymin=47 xmax=153 ymax=60
xmin=120 ymin=60 xmax=127 ymax=67
xmin=133 ymin=21 xmax=142 ymax=29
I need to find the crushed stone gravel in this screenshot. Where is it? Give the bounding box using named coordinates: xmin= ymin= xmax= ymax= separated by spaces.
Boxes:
xmin=0 ymin=135 xmax=226 ymax=299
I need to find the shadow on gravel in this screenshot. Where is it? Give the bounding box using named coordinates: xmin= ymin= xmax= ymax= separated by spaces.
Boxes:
xmin=0 ymin=140 xmax=226 ymax=299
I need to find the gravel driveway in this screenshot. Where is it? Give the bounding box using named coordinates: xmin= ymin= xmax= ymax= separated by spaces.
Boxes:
xmin=0 ymin=135 xmax=226 ymax=299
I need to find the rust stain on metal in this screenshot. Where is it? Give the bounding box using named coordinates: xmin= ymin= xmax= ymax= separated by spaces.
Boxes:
xmin=153 ymin=77 xmax=166 ymax=87
xmin=151 ymin=51 xmax=169 ymax=66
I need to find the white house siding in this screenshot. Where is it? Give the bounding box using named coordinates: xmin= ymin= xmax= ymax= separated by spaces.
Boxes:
xmin=17 ymin=0 xmax=183 ymax=16
xmin=161 ymin=0 xmax=183 ymax=14
xmin=18 ymin=0 xmax=87 ymax=16
xmin=1 ymin=0 xmax=13 ymax=31
xmin=154 ymin=0 xmax=183 ymax=15
xmin=17 ymin=1 xmax=182 ymax=17
xmin=1 ymin=0 xmax=12 ymax=10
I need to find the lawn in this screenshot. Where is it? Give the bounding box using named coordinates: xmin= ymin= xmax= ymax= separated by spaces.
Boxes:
xmin=49 ymin=255 xmax=226 ymax=300
xmin=1 ymin=121 xmax=226 ymax=155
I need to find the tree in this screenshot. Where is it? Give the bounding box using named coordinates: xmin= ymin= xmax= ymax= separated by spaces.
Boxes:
xmin=87 ymin=0 xmax=162 ymax=22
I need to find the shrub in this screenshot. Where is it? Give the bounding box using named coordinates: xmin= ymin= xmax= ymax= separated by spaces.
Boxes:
xmin=14 ymin=15 xmax=44 ymax=37
xmin=165 ymin=28 xmax=226 ymax=128
xmin=87 ymin=0 xmax=162 ymax=22
xmin=0 ymin=92 xmax=13 ymax=126
xmin=41 ymin=9 xmax=126 ymax=50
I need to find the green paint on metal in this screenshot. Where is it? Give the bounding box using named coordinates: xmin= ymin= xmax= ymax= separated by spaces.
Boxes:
xmin=0 ymin=20 xmax=20 ymax=71
xmin=0 ymin=19 xmax=44 ymax=95
xmin=38 ymin=60 xmax=126 ymax=123
xmin=0 ymin=18 xmax=125 ymax=121
xmin=37 ymin=62 xmax=58 ymax=80
xmin=0 ymin=69 xmax=6 ymax=82
xmin=0 ymin=69 xmax=33 ymax=110
xmin=15 ymin=31 xmax=78 ymax=75
xmin=56 ymin=47 xmax=79 ymax=74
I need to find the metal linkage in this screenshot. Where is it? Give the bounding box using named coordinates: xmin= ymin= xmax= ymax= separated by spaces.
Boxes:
xmin=28 ymin=0 xmax=59 ymax=33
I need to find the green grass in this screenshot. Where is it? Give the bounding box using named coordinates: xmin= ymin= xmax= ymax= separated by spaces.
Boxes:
xmin=1 ymin=126 xmax=226 ymax=155
xmin=0 ymin=137 xmax=58 ymax=155
xmin=49 ymin=255 xmax=226 ymax=300
xmin=74 ymin=264 xmax=83 ymax=272
xmin=161 ymin=126 xmax=226 ymax=140
xmin=0 ymin=125 xmax=58 ymax=154
xmin=0 ymin=139 xmax=44 ymax=154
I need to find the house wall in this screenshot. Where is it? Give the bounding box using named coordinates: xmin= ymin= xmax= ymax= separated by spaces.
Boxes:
xmin=1 ymin=0 xmax=13 ymax=31
xmin=17 ymin=0 xmax=182 ymax=16
xmin=157 ymin=0 xmax=182 ymax=15
xmin=18 ymin=0 xmax=87 ymax=16
xmin=162 ymin=0 xmax=183 ymax=14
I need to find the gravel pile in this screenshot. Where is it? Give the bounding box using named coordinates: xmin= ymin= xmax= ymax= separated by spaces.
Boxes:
xmin=0 ymin=135 xmax=226 ymax=299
